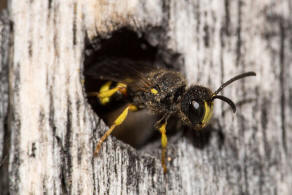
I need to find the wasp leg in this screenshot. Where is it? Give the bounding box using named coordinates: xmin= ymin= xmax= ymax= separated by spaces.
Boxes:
xmin=88 ymin=81 xmax=127 ymax=105
xmin=94 ymin=104 xmax=137 ymax=156
xmin=158 ymin=122 xmax=168 ymax=173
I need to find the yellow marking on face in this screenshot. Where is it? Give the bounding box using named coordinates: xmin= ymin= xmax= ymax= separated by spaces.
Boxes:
xmin=201 ymin=101 xmax=214 ymax=127
xmin=151 ymin=88 xmax=158 ymax=94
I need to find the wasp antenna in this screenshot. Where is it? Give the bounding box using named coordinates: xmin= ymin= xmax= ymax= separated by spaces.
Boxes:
xmin=212 ymin=95 xmax=236 ymax=113
xmin=213 ymin=72 xmax=256 ymax=95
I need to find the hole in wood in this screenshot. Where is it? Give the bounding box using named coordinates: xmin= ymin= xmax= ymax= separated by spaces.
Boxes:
xmin=83 ymin=27 xmax=184 ymax=151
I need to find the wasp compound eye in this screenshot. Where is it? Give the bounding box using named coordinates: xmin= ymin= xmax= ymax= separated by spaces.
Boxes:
xmin=180 ymin=86 xmax=213 ymax=126
xmin=189 ymin=100 xmax=205 ymax=125
xmin=192 ymin=100 xmax=200 ymax=110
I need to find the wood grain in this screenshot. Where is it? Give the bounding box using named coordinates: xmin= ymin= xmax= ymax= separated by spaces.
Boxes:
xmin=0 ymin=0 xmax=291 ymax=194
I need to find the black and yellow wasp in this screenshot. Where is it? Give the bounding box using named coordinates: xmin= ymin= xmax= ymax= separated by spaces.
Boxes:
xmin=86 ymin=57 xmax=256 ymax=173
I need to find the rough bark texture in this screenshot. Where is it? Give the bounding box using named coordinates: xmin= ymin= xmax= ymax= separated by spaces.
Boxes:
xmin=1 ymin=0 xmax=291 ymax=194
xmin=0 ymin=10 xmax=8 ymax=163
xmin=0 ymin=10 xmax=9 ymax=195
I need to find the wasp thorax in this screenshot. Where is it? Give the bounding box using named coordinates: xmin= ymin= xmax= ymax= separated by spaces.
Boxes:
xmin=180 ymin=86 xmax=214 ymax=128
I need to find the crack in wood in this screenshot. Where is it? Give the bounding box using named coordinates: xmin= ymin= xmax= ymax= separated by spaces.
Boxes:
xmin=279 ymin=19 xmax=287 ymax=153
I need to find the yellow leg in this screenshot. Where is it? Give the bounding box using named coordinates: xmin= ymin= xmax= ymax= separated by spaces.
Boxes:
xmin=159 ymin=122 xmax=168 ymax=173
xmin=88 ymin=82 xmax=127 ymax=105
xmin=94 ymin=104 xmax=137 ymax=156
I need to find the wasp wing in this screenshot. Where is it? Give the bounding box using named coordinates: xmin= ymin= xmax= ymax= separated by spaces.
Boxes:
xmin=85 ymin=57 xmax=160 ymax=91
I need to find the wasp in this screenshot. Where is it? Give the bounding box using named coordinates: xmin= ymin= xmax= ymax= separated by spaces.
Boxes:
xmin=86 ymin=57 xmax=256 ymax=173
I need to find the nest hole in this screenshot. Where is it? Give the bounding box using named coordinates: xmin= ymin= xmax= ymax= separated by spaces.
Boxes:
xmin=83 ymin=27 xmax=184 ymax=150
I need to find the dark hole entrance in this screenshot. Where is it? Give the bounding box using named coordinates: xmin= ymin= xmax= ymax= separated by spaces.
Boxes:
xmin=84 ymin=28 xmax=158 ymax=64
xmin=84 ymin=27 xmax=179 ymax=150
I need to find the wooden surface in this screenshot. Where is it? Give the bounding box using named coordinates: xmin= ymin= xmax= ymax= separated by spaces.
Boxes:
xmin=0 ymin=0 xmax=291 ymax=194
xmin=0 ymin=10 xmax=9 ymax=195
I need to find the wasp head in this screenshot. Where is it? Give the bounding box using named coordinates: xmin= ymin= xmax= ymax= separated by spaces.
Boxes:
xmin=180 ymin=86 xmax=214 ymax=129
xmin=180 ymin=72 xmax=256 ymax=129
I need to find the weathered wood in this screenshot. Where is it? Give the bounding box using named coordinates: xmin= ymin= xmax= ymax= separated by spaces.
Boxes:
xmin=1 ymin=0 xmax=291 ymax=194
xmin=0 ymin=10 xmax=8 ymax=164
xmin=0 ymin=10 xmax=9 ymax=195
